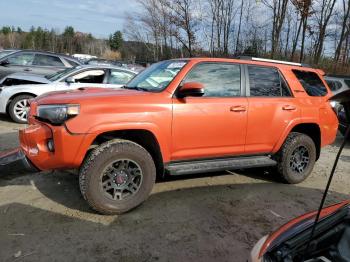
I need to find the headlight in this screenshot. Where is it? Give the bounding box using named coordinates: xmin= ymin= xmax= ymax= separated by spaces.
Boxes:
xmin=36 ymin=104 xmax=80 ymax=125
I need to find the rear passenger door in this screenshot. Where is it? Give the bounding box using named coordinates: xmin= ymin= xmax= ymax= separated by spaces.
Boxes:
xmin=171 ymin=62 xmax=248 ymax=161
xmin=245 ymin=65 xmax=300 ymax=154
xmin=32 ymin=54 xmax=67 ymax=75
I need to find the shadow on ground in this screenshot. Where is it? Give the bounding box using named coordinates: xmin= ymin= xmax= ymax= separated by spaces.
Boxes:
xmin=1 ymin=169 xmax=348 ymax=262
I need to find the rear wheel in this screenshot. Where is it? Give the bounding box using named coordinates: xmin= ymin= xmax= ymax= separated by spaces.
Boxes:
xmin=8 ymin=94 xmax=34 ymax=124
xmin=79 ymin=139 xmax=156 ymax=214
xmin=275 ymin=132 xmax=316 ymax=184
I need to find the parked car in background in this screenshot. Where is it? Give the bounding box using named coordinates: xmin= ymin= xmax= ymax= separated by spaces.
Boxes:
xmin=325 ymin=76 xmax=350 ymax=136
xmin=72 ymin=54 xmax=97 ymax=63
xmin=0 ymin=65 xmax=137 ymax=123
xmin=338 ymin=106 xmax=348 ymax=138
xmin=0 ymin=49 xmax=19 ymax=59
xmin=86 ymin=58 xmax=126 ymax=67
xmin=86 ymin=59 xmax=145 ymax=72
xmin=0 ymin=50 xmax=81 ymax=79
xmin=325 ymin=75 xmax=350 ymax=94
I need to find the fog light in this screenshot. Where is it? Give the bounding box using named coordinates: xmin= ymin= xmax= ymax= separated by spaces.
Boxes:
xmin=47 ymin=139 xmax=55 ymax=152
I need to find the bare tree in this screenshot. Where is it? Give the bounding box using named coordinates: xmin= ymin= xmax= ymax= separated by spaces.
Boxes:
xmin=334 ymin=0 xmax=350 ymax=62
xmin=169 ymin=0 xmax=198 ymax=56
xmin=312 ymin=0 xmax=337 ymax=63
xmin=262 ymin=0 xmax=289 ymax=58
xmin=235 ymin=0 xmax=244 ymax=54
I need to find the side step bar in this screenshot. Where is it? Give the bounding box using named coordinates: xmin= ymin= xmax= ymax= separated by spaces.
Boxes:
xmin=165 ymin=156 xmax=277 ymax=176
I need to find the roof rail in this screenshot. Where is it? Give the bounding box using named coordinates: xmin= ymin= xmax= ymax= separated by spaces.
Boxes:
xmin=238 ymin=56 xmax=309 ymax=67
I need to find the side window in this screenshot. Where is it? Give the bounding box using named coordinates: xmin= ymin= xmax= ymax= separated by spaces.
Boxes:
xmin=71 ymin=70 xmax=106 ymax=83
xmin=33 ymin=54 xmax=64 ymax=67
xmin=248 ymin=66 xmax=291 ymax=97
xmin=183 ymin=63 xmax=241 ymax=97
xmin=292 ymin=70 xmax=328 ymax=97
xmin=108 ymin=70 xmax=134 ymax=85
xmin=326 ymin=80 xmax=343 ymax=92
xmin=6 ymin=53 xmax=34 ymax=66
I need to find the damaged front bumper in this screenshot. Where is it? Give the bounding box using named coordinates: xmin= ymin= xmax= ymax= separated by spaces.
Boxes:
xmin=0 ymin=148 xmax=38 ymax=175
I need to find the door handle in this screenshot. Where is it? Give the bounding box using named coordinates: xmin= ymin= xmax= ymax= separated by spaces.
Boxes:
xmin=282 ymin=105 xmax=297 ymax=111
xmin=230 ymin=105 xmax=246 ymax=112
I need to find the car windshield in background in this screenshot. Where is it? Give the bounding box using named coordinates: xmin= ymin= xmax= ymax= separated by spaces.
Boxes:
xmin=344 ymin=79 xmax=350 ymax=88
xmin=125 ymin=60 xmax=187 ymax=91
xmin=45 ymin=66 xmax=81 ymax=81
xmin=0 ymin=50 xmax=15 ymax=59
xmin=293 ymin=70 xmax=328 ymax=97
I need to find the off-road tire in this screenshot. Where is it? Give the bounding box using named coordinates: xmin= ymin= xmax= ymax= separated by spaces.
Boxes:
xmin=9 ymin=94 xmax=34 ymax=124
xmin=79 ymin=139 xmax=156 ymax=214
xmin=275 ymin=132 xmax=316 ymax=184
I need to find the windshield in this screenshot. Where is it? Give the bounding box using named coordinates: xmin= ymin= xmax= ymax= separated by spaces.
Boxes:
xmin=0 ymin=50 xmax=15 ymax=59
xmin=45 ymin=66 xmax=81 ymax=81
xmin=125 ymin=60 xmax=187 ymax=91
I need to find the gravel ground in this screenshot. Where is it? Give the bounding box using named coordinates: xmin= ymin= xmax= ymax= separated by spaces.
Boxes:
xmin=0 ymin=114 xmax=349 ymax=262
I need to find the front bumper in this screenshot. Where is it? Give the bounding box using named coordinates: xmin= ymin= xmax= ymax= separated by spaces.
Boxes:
xmin=18 ymin=120 xmax=95 ymax=171
xmin=0 ymin=148 xmax=38 ymax=175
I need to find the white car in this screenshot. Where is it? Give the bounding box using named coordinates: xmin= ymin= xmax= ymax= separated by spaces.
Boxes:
xmin=0 ymin=65 xmax=137 ymax=123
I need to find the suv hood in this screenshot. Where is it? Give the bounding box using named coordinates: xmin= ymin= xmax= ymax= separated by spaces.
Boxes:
xmin=0 ymin=72 xmax=51 ymax=84
xmin=34 ymin=87 xmax=148 ymax=105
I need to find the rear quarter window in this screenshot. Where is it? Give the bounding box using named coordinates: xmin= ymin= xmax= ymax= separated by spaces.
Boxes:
xmin=293 ymin=70 xmax=328 ymax=97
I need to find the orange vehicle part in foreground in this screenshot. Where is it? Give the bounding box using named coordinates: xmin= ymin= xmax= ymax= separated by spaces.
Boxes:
xmin=18 ymin=57 xmax=338 ymax=172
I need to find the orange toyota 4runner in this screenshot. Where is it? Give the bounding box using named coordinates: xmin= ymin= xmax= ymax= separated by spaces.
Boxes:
xmin=0 ymin=57 xmax=338 ymax=214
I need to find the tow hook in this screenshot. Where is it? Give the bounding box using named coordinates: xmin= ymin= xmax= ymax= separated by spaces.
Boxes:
xmin=0 ymin=148 xmax=38 ymax=175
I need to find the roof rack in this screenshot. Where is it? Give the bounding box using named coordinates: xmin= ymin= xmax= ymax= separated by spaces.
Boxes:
xmin=238 ymin=56 xmax=309 ymax=67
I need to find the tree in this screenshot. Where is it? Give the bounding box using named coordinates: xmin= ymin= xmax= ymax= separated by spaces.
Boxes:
xmin=334 ymin=0 xmax=350 ymax=63
xmin=312 ymin=0 xmax=337 ymax=63
xmin=235 ymin=0 xmax=244 ymax=54
xmin=262 ymin=0 xmax=289 ymax=58
xmin=290 ymin=0 xmax=313 ymax=62
xmin=169 ymin=0 xmax=198 ymax=56
xmin=109 ymin=31 xmax=123 ymax=51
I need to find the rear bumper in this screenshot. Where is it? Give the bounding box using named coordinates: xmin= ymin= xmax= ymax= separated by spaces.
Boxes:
xmin=0 ymin=148 xmax=38 ymax=175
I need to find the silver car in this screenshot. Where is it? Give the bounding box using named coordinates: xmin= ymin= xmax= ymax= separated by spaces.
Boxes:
xmin=0 ymin=50 xmax=81 ymax=79
xmin=325 ymin=75 xmax=350 ymax=114
xmin=0 ymin=65 xmax=137 ymax=123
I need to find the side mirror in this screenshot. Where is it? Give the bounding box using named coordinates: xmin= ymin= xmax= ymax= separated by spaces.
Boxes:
xmin=65 ymin=77 xmax=75 ymax=84
xmin=177 ymin=82 xmax=204 ymax=98
xmin=0 ymin=60 xmax=9 ymax=67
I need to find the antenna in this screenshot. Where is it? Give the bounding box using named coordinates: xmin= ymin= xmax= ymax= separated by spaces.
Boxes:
xmin=303 ymin=90 xmax=350 ymax=260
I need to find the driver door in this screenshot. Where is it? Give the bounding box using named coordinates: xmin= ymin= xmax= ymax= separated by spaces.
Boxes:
xmin=171 ymin=62 xmax=248 ymax=161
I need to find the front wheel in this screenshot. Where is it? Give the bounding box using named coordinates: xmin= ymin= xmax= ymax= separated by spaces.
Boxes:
xmin=275 ymin=132 xmax=316 ymax=184
xmin=8 ymin=94 xmax=34 ymax=124
xmin=79 ymin=139 xmax=156 ymax=214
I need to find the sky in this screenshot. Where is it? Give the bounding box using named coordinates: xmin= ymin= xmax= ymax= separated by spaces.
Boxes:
xmin=0 ymin=0 xmax=140 ymax=38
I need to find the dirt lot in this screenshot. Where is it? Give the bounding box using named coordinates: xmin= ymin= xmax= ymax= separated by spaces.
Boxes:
xmin=0 ymin=115 xmax=349 ymax=262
